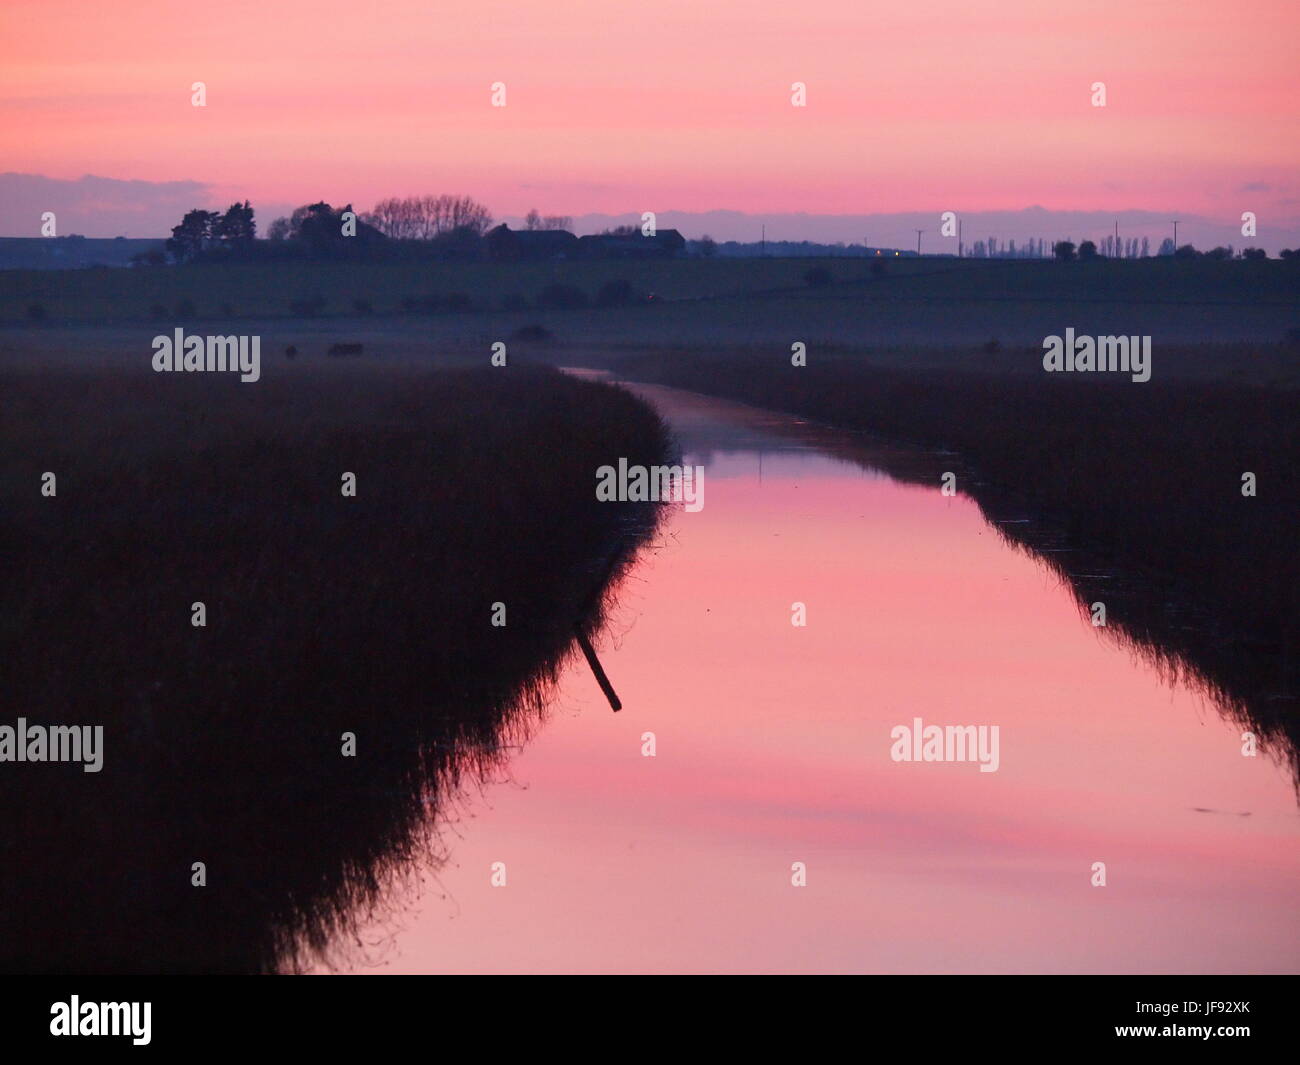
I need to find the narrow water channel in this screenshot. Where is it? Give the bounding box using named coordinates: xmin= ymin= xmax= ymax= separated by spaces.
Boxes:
xmin=321 ymin=380 xmax=1298 ymax=974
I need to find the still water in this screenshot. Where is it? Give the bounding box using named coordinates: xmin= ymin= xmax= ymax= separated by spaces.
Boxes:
xmin=321 ymin=380 xmax=1298 ymax=974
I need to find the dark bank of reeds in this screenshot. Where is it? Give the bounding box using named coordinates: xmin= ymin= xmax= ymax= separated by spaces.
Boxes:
xmin=619 ymin=350 xmax=1300 ymax=784
xmin=0 ymin=363 xmax=672 ymax=973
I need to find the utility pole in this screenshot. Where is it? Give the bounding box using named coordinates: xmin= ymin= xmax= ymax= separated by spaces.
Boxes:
xmin=915 ymin=229 xmax=923 ymax=255
xmin=1171 ymin=219 xmax=1180 ymax=250
xmin=958 ymin=218 xmax=963 ymax=258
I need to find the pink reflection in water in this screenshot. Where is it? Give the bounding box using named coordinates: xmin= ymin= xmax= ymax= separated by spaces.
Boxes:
xmin=322 ymin=384 xmax=1299 ymax=974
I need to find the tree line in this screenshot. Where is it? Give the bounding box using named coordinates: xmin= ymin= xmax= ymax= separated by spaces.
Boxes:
xmin=154 ymin=194 xmax=519 ymax=263
xmin=147 ymin=195 xmax=1300 ymax=264
xmin=1050 ymin=239 xmax=1278 ymax=261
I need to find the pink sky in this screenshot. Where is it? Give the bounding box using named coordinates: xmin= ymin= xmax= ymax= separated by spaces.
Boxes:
xmin=2 ymin=0 xmax=1296 ymax=223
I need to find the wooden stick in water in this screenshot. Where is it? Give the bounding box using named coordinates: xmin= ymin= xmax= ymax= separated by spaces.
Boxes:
xmin=574 ymin=625 xmax=622 ymax=711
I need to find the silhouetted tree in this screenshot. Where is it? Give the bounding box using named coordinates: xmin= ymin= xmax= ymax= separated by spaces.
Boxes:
xmin=1053 ymin=240 xmax=1076 ymax=261
xmin=429 ymin=195 xmax=490 ymax=236
xmin=213 ymin=201 xmax=256 ymax=248
xmin=277 ymin=202 xmax=387 ymax=257
xmin=291 ymin=202 xmax=342 ymax=249
xmin=365 ymin=198 xmax=418 ymax=239
xmin=1078 ymin=240 xmax=1097 ymax=260
xmin=166 ymin=209 xmax=220 ymax=262
xmin=523 ymin=209 xmax=572 ymax=231
xmin=364 ymin=195 xmax=492 ymax=239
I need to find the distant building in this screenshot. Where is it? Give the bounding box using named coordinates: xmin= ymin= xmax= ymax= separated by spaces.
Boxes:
xmin=576 ymin=230 xmax=686 ymax=259
xmin=486 ymin=225 xmax=579 ymax=262
xmin=486 ymin=224 xmax=687 ymax=262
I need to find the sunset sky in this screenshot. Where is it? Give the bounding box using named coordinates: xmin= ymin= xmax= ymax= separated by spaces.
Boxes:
xmin=1 ymin=0 xmax=1296 ymax=236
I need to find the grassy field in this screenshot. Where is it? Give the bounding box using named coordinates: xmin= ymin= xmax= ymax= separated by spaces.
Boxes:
xmin=0 ymin=360 xmax=672 ymax=973
xmin=8 ymin=322 xmax=1296 ymax=394
xmin=0 ymin=255 xmax=874 ymax=321
xmin=4 ymin=256 xmax=1296 ymax=341
xmin=6 ymin=255 xmax=1298 ymax=390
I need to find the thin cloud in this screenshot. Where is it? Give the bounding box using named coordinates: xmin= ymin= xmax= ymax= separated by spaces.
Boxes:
xmin=0 ymin=173 xmax=212 ymax=238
